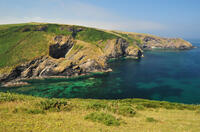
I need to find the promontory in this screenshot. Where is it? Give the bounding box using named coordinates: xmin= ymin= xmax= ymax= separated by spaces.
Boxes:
xmin=0 ymin=23 xmax=193 ymax=86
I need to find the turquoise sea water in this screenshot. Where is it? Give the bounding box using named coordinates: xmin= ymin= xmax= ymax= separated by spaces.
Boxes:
xmin=1 ymin=41 xmax=200 ymax=104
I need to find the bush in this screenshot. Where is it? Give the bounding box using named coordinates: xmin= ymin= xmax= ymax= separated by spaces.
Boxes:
xmin=113 ymin=105 xmax=136 ymax=117
xmin=87 ymin=102 xmax=107 ymax=110
xmin=142 ymin=102 xmax=160 ymax=108
xmin=85 ymin=112 xmax=121 ymax=126
xmin=146 ymin=117 xmax=158 ymax=122
xmin=0 ymin=92 xmax=24 ymax=103
xmin=39 ymin=99 xmax=68 ymax=112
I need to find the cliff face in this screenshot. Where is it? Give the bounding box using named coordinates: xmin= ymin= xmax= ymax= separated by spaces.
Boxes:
xmin=126 ymin=33 xmax=193 ymax=50
xmin=0 ymin=23 xmax=193 ymax=86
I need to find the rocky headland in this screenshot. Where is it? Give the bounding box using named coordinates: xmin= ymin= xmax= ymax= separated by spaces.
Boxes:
xmin=0 ymin=23 xmax=193 ymax=86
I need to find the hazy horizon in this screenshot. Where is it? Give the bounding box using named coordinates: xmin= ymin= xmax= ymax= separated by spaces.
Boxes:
xmin=0 ymin=0 xmax=200 ymax=39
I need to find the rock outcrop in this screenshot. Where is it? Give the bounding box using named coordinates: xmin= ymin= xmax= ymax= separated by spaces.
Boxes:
xmin=126 ymin=33 xmax=193 ymax=50
xmin=142 ymin=37 xmax=192 ymax=50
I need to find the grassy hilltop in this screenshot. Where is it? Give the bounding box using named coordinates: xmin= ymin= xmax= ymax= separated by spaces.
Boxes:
xmin=0 ymin=92 xmax=200 ymax=132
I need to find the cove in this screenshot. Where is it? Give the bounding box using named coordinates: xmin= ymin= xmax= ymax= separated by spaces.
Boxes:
xmin=1 ymin=41 xmax=200 ymax=104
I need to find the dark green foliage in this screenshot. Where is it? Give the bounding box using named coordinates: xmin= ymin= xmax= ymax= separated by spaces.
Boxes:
xmin=118 ymin=99 xmax=199 ymax=111
xmin=141 ymin=102 xmax=160 ymax=108
xmin=146 ymin=117 xmax=158 ymax=122
xmin=39 ymin=99 xmax=69 ymax=112
xmin=85 ymin=112 xmax=121 ymax=126
xmin=87 ymin=102 xmax=108 ymax=110
xmin=113 ymin=105 xmax=136 ymax=117
xmin=0 ymin=92 xmax=28 ymax=103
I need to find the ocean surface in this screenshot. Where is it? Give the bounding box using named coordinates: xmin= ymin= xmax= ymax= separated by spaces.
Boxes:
xmin=1 ymin=40 xmax=200 ymax=104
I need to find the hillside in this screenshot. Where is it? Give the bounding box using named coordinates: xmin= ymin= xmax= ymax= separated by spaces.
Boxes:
xmin=0 ymin=23 xmax=193 ymax=86
xmin=0 ymin=92 xmax=200 ymax=132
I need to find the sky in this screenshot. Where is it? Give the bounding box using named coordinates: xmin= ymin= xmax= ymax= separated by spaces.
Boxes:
xmin=0 ymin=0 xmax=200 ymax=39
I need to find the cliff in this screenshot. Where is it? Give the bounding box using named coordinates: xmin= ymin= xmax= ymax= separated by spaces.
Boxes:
xmin=0 ymin=23 xmax=193 ymax=86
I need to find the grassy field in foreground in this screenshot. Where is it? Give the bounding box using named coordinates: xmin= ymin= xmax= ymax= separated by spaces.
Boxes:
xmin=0 ymin=92 xmax=200 ymax=132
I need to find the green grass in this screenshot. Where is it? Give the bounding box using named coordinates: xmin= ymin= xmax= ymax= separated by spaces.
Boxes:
xmin=0 ymin=92 xmax=200 ymax=131
xmin=76 ymin=27 xmax=117 ymax=44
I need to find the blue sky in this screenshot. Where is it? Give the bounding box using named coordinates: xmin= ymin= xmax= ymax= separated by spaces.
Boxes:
xmin=0 ymin=0 xmax=200 ymax=39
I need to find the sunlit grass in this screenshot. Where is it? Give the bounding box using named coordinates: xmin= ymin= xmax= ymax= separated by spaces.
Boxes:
xmin=0 ymin=92 xmax=200 ymax=131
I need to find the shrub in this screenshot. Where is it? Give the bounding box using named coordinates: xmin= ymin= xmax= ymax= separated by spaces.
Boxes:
xmin=146 ymin=117 xmax=158 ymax=122
xmin=0 ymin=92 xmax=25 ymax=103
xmin=113 ymin=105 xmax=136 ymax=117
xmin=142 ymin=102 xmax=160 ymax=108
xmin=85 ymin=112 xmax=121 ymax=126
xmin=87 ymin=102 xmax=107 ymax=110
xmin=39 ymin=99 xmax=68 ymax=112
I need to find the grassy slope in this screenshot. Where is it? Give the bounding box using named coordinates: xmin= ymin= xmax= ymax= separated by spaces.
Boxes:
xmin=0 ymin=92 xmax=200 ymax=132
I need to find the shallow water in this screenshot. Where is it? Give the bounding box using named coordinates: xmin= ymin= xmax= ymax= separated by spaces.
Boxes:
xmin=1 ymin=41 xmax=200 ymax=104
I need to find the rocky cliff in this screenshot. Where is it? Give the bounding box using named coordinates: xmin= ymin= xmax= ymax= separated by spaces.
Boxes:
xmin=125 ymin=32 xmax=193 ymax=50
xmin=0 ymin=23 xmax=193 ymax=86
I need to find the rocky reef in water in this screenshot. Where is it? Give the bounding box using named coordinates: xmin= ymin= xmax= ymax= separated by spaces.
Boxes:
xmin=0 ymin=23 xmax=193 ymax=86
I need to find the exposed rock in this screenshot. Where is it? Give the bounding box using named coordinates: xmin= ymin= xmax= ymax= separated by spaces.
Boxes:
xmin=21 ymin=25 xmax=47 ymax=32
xmin=125 ymin=46 xmax=143 ymax=58
xmin=79 ymin=59 xmax=103 ymax=72
xmin=104 ymin=38 xmax=143 ymax=59
xmin=104 ymin=38 xmax=129 ymax=58
xmin=141 ymin=36 xmax=193 ymax=50
xmin=49 ymin=36 xmax=74 ymax=59
xmin=3 ymin=81 xmax=29 ymax=87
